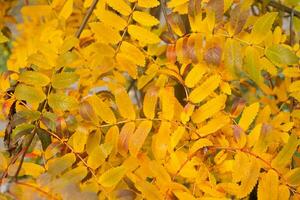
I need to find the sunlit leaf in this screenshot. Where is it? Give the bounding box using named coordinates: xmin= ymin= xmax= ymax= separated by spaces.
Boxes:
xmin=98 ymin=166 xmax=126 ymax=187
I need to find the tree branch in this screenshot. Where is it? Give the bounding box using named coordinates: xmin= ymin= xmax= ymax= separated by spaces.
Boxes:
xmin=75 ymin=0 xmax=99 ymax=38
xmin=257 ymin=0 xmax=300 ymax=18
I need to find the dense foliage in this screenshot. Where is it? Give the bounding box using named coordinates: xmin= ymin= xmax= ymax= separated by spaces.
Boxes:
xmin=1 ymin=0 xmax=300 ymax=199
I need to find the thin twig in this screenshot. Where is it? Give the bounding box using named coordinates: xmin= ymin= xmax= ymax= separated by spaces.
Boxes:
xmin=257 ymin=0 xmax=300 ymax=18
xmin=160 ymin=0 xmax=175 ymax=40
xmin=75 ymin=0 xmax=99 ymax=38
xmin=290 ymin=9 xmax=294 ymax=45
xmin=13 ymin=128 xmax=37 ymax=180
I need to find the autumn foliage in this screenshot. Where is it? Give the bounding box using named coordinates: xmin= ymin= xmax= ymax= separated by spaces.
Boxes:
xmin=1 ymin=0 xmax=300 ymax=199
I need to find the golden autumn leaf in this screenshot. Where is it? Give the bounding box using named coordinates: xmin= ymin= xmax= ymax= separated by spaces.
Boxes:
xmin=143 ymin=87 xmax=158 ymax=119
xmin=0 ymin=31 xmax=9 ymax=43
xmin=128 ymin=25 xmax=161 ymax=44
xmin=119 ymin=122 xmax=135 ymax=156
xmin=106 ymin=0 xmax=131 ymax=16
xmin=129 ymin=120 xmax=152 ymax=156
xmin=189 ymin=138 xmax=213 ymax=155
xmin=285 ymin=168 xmax=300 ymax=186
xmin=189 ymin=75 xmax=221 ymax=103
xmin=90 ymin=22 xmax=121 ymax=44
xmin=192 ymin=95 xmax=227 ymax=123
xmin=257 ymin=170 xmax=279 ymax=200
xmin=133 ymin=11 xmax=159 ymax=27
xmin=47 ymin=153 xmax=76 ymax=176
xmin=137 ymin=0 xmax=160 ymax=8
xmin=87 ymin=95 xmax=116 ymax=124
xmin=48 ymin=93 xmax=78 ymax=111
xmin=152 ymin=122 xmax=171 ymax=160
xmin=59 ymin=0 xmax=73 ymax=20
xmin=95 ymin=9 xmax=127 ymax=31
xmin=250 ymin=12 xmax=277 ymax=44
xmin=51 ymin=72 xmax=79 ymax=89
xmin=19 ymin=71 xmax=50 ymax=87
xmin=272 ymin=133 xmax=299 ymax=169
xmin=198 ymin=113 xmax=230 ymax=137
xmin=98 ymin=166 xmax=126 ymax=187
xmin=238 ymin=102 xmax=260 ymax=131
xmin=120 ymin=41 xmax=145 ymax=66
xmin=87 ymin=144 xmax=112 ymax=169
xmin=114 ymin=87 xmax=136 ymax=120
xmin=15 ymin=84 xmax=46 ymax=104
xmin=184 ymin=64 xmax=207 ymax=88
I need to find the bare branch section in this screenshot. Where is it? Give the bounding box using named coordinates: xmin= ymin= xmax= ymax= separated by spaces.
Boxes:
xmin=257 ymin=0 xmax=300 ymax=18
xmin=75 ymin=0 xmax=99 ymax=38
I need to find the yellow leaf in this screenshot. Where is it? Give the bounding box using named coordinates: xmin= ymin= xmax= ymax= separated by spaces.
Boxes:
xmin=184 ymin=64 xmax=207 ymax=88
xmin=22 ymin=163 xmax=45 ymax=178
xmin=116 ymin=53 xmax=137 ymax=79
xmin=48 ymin=92 xmax=78 ymax=111
xmin=120 ymin=41 xmax=145 ymax=66
xmin=86 ymin=130 xmax=101 ymax=155
xmin=132 ymin=11 xmax=159 ymax=27
xmin=247 ymin=123 xmax=262 ymax=148
xmin=135 ymin=180 xmax=163 ymax=199
xmin=289 ymin=80 xmax=300 ymax=92
xmin=250 ymin=12 xmax=278 ymax=44
xmin=137 ymin=0 xmax=160 ymax=8
xmin=98 ymin=166 xmax=126 ymax=187
xmin=0 ymin=31 xmax=9 ymax=43
xmin=27 ymin=53 xmax=53 ymax=70
xmin=105 ymin=126 xmax=119 ymax=155
xmin=95 ymin=8 xmax=127 ymax=31
xmin=15 ymin=84 xmax=46 ymax=104
xmin=47 ymin=153 xmax=76 ymax=176
xmin=169 ymin=126 xmax=185 ymax=151
xmin=257 ymin=170 xmax=279 ymax=200
xmin=106 ymin=0 xmax=131 ymax=16
xmin=71 ymin=127 xmax=88 ymax=153
xmin=119 ymin=122 xmax=135 ymax=156
xmin=198 ymin=114 xmax=230 ymax=137
xmin=87 ymin=95 xmax=116 ymax=124
xmin=152 ymin=122 xmax=171 ymax=160
xmin=192 ymin=95 xmax=227 ymax=123
xmin=129 ymin=120 xmax=152 ymax=156
xmin=272 ymin=133 xmax=299 ymax=169
xmin=189 ymin=75 xmax=221 ymax=103
xmin=173 ymin=191 xmax=196 ymax=200
xmin=59 ymin=0 xmax=73 ymax=20
xmin=84 ymin=0 xmax=93 ymax=8
xmin=180 ymin=103 xmax=195 ymax=124
xmin=87 ymin=144 xmax=112 ymax=169
xmin=160 ymin=87 xmax=175 ymax=120
xmin=143 ymin=87 xmax=158 ymax=119
xmin=21 ymin=5 xmax=52 ymax=18
xmin=128 ymin=25 xmax=160 ymax=44
xmin=278 ymin=185 xmax=290 ymax=200
xmin=283 ymin=67 xmax=300 ymax=78
xmin=238 ymin=102 xmax=260 ymax=131
xmin=89 ymin=22 xmax=121 ymax=44
xmin=214 ymin=150 xmax=228 ymax=164
xmin=59 ymin=36 xmax=79 ymax=54
xmin=19 ymin=71 xmax=50 ymax=87
xmin=167 ymin=0 xmax=189 ymax=8
xmin=51 ymin=72 xmax=79 ymax=89
xmin=190 ymin=138 xmax=213 ymax=155
xmin=237 ymin=157 xmax=260 ymax=198
xmin=114 ymin=87 xmax=136 ymax=120
xmin=223 ymin=39 xmax=242 ymax=79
